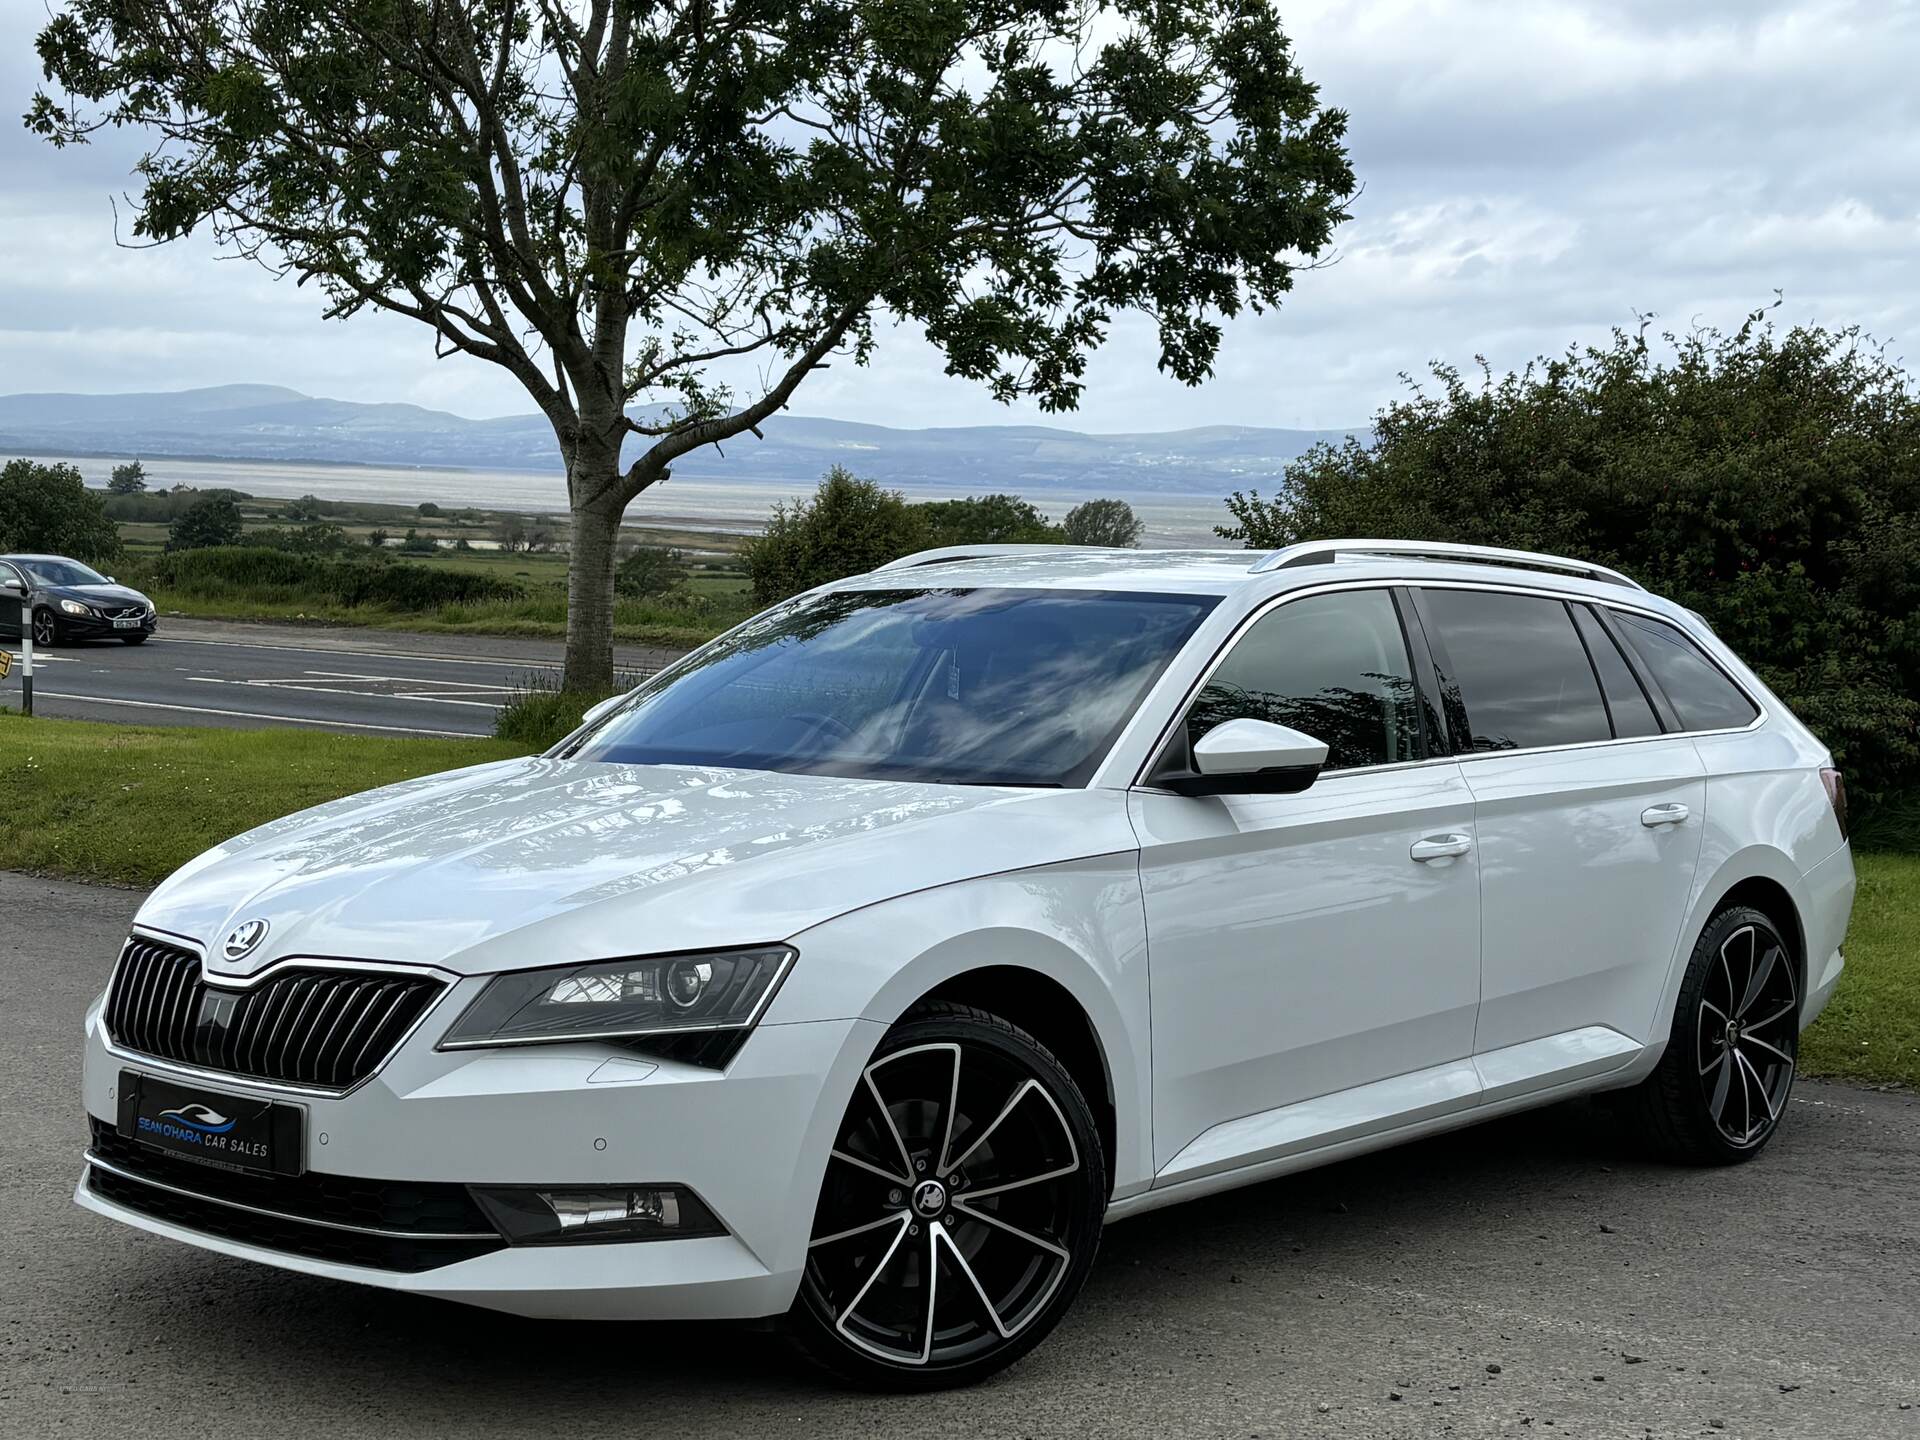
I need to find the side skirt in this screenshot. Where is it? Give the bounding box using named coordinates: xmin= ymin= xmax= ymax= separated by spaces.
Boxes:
xmin=1106 ymin=1026 xmax=1643 ymax=1225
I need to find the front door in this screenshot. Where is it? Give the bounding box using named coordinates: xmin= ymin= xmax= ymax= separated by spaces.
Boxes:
xmin=1132 ymin=585 xmax=1483 ymax=1174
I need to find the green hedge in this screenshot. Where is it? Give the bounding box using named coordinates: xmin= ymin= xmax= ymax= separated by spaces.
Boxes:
xmin=128 ymin=546 xmax=522 ymax=611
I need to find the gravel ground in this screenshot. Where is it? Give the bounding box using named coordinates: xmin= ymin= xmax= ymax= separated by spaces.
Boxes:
xmin=3 ymin=869 xmax=1916 ymax=1438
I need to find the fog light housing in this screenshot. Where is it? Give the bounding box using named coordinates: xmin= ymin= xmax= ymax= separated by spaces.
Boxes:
xmin=471 ymin=1185 xmax=724 ymax=1245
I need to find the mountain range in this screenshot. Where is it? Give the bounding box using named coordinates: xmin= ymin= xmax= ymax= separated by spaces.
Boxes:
xmin=0 ymin=385 xmax=1355 ymax=495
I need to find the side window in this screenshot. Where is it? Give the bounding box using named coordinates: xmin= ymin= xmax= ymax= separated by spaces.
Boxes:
xmin=1611 ymin=610 xmax=1760 ymax=732
xmin=1570 ymin=604 xmax=1661 ymax=738
xmin=1185 ymin=589 xmax=1424 ymax=771
xmin=1419 ymin=589 xmax=1612 ymax=752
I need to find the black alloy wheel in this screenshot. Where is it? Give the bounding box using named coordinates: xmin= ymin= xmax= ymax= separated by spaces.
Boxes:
xmin=31 ymin=608 xmax=58 ymax=647
xmin=791 ymin=1001 xmax=1105 ymax=1388
xmin=1625 ymin=906 xmax=1799 ymax=1162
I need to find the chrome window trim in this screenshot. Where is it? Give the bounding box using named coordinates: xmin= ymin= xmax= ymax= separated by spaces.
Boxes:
xmin=1128 ymin=576 xmax=1767 ymax=791
xmin=81 ymin=1151 xmax=499 ymax=1241
xmin=103 ymin=930 xmax=459 ymax=1098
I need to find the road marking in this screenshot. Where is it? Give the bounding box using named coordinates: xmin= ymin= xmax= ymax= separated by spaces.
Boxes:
xmin=150 ymin=633 xmax=568 ymax=670
xmin=185 ymin=673 xmax=512 ymax=708
xmin=2 ymin=651 xmax=80 ymax=664
xmin=34 ymin=691 xmax=482 ymax=738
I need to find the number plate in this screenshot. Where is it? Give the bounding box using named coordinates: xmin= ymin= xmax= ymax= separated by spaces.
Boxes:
xmin=117 ymin=1070 xmax=303 ymax=1175
xmin=112 ymin=617 xmax=142 ymax=630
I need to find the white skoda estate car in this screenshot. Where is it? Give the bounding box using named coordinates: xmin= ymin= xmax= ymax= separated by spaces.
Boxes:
xmin=77 ymin=540 xmax=1855 ymax=1386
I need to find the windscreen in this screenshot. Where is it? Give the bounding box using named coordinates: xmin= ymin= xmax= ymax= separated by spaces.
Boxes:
xmin=568 ymin=587 xmax=1218 ymax=787
xmin=22 ymin=559 xmax=108 ymax=587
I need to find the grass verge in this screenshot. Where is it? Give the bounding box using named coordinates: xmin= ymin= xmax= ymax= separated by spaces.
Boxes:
xmin=0 ymin=714 xmax=518 ymax=887
xmin=1798 ymin=850 xmax=1920 ymax=1090
xmin=0 ymin=713 xmax=1912 ymax=1088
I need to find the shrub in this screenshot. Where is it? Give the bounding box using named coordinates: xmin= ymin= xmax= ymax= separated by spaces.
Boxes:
xmin=1063 ymin=498 xmax=1144 ymax=547
xmin=131 ymin=546 xmax=522 ymax=611
xmin=914 ymin=493 xmax=1061 ymax=546
xmin=1218 ymin=314 xmax=1920 ymax=801
xmin=742 ymin=467 xmax=928 ymax=604
xmin=492 ymin=671 xmax=639 ymax=750
xmin=616 ymin=544 xmax=690 ymax=597
xmin=0 ymin=458 xmax=120 ymax=560
xmin=167 ymin=495 xmax=244 ymax=550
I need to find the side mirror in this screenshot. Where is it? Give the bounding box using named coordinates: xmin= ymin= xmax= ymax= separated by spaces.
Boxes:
xmin=580 ymin=694 xmax=625 ymax=728
xmin=0 ymin=579 xmax=23 ymax=600
xmin=1160 ymin=719 xmax=1329 ymax=797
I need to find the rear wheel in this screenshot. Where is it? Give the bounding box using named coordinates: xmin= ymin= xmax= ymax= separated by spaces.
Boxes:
xmin=789 ymin=1001 xmax=1105 ymax=1389
xmin=1626 ymin=906 xmax=1799 ymax=1163
xmin=31 ymin=608 xmax=58 ymax=647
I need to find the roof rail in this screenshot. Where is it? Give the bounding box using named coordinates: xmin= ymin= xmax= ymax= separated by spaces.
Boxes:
xmin=1247 ymin=539 xmax=1644 ymax=590
xmin=877 ymin=543 xmax=1115 ymax=571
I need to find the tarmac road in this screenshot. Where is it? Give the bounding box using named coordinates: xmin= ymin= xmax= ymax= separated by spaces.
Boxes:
xmin=1 ymin=617 xmax=682 ymax=736
xmin=2 ymin=870 xmax=1916 ymax=1438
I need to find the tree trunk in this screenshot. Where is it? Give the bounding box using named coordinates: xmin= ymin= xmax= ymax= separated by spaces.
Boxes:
xmin=563 ymin=458 xmax=623 ymax=695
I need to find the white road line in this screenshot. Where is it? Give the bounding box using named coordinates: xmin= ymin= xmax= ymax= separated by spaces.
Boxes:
xmin=2 ymin=651 xmax=81 ymax=663
xmin=151 ymin=633 xmax=566 ymax=669
xmin=185 ymin=675 xmax=510 ymax=707
xmin=35 ymin=691 xmax=483 ymax=737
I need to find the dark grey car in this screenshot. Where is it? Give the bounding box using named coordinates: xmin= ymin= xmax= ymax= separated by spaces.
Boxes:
xmin=0 ymin=554 xmax=157 ymax=646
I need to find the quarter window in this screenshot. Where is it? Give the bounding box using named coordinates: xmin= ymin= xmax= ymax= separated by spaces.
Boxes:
xmin=1185 ymin=589 xmax=1424 ymax=771
xmin=1611 ymin=610 xmax=1759 ymax=732
xmin=1571 ymin=604 xmax=1661 ymax=738
xmin=1419 ymin=590 xmax=1612 ymax=752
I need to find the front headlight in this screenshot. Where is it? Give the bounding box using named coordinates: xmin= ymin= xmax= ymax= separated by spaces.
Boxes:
xmin=438 ymin=945 xmax=795 ymax=1050
xmin=59 ymin=599 xmax=94 ymax=617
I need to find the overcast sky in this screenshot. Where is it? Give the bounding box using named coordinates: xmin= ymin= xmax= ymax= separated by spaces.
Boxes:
xmin=3 ymin=0 xmax=1917 ymax=433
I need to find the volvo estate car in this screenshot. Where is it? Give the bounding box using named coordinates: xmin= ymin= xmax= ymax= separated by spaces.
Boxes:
xmin=0 ymin=553 xmax=157 ymax=645
xmin=76 ymin=540 xmax=1854 ymax=1387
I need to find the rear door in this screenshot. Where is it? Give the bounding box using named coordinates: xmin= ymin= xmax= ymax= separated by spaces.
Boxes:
xmin=1412 ymin=586 xmax=1706 ymax=1070
xmin=0 ymin=562 xmax=23 ymax=639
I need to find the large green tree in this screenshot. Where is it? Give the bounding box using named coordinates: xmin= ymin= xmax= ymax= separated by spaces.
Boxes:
xmin=1219 ymin=314 xmax=1920 ymax=801
xmin=0 ymin=459 xmax=121 ymax=561
xmin=32 ymin=0 xmax=1354 ymax=689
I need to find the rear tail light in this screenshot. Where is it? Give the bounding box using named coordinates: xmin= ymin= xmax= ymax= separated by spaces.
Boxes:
xmin=1820 ymin=767 xmax=1849 ymax=840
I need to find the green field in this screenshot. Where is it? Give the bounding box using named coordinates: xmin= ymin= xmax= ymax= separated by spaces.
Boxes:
xmin=1 ymin=712 xmax=1914 ymax=1089
xmin=111 ymin=492 xmax=755 ymax=648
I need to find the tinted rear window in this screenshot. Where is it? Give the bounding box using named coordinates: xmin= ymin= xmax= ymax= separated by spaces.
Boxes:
xmin=1611 ymin=610 xmax=1759 ymax=732
xmin=1420 ymin=589 xmax=1612 ymax=752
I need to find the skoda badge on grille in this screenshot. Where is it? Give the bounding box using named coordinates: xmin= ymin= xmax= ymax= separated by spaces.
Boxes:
xmin=221 ymin=918 xmax=270 ymax=961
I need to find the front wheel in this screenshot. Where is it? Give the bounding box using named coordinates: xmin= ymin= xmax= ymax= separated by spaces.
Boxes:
xmin=31 ymin=608 xmax=58 ymax=648
xmin=789 ymin=1001 xmax=1106 ymax=1389
xmin=1625 ymin=906 xmax=1800 ymax=1163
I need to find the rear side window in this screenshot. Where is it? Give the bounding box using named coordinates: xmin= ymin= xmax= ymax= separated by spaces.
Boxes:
xmin=1419 ymin=589 xmax=1612 ymax=752
xmin=1570 ymin=604 xmax=1661 ymax=738
xmin=1611 ymin=610 xmax=1760 ymax=732
xmin=1186 ymin=589 xmax=1423 ymax=771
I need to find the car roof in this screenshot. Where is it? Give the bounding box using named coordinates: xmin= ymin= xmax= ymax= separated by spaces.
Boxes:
xmin=826 ymin=541 xmax=1658 ymax=605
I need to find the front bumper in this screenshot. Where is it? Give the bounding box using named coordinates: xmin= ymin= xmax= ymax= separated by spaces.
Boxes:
xmin=78 ymin=993 xmax=882 ymax=1320
xmin=58 ymin=608 xmax=156 ymax=640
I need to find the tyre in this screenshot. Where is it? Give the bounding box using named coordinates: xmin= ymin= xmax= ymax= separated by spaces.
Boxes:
xmin=789 ymin=1000 xmax=1106 ymax=1389
xmin=31 ymin=608 xmax=58 ymax=648
xmin=1625 ymin=906 xmax=1799 ymax=1163
xmin=120 ymin=633 xmax=148 ymax=645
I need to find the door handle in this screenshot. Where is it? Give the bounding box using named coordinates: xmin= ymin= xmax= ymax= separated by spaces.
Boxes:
xmin=1641 ymin=802 xmax=1690 ymax=827
xmin=1410 ymin=833 xmax=1473 ymax=863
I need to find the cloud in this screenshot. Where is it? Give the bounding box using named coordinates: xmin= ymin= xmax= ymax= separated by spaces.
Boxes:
xmin=2 ymin=0 xmax=1916 ymax=436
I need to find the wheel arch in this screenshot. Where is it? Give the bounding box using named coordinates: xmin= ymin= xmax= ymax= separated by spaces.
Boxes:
xmin=1648 ymin=846 xmax=1811 ymax=1048
xmin=907 ymin=965 xmax=1116 ymax=1197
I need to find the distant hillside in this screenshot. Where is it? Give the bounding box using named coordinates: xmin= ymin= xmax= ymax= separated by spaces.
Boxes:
xmin=0 ymin=385 xmax=1354 ymax=495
